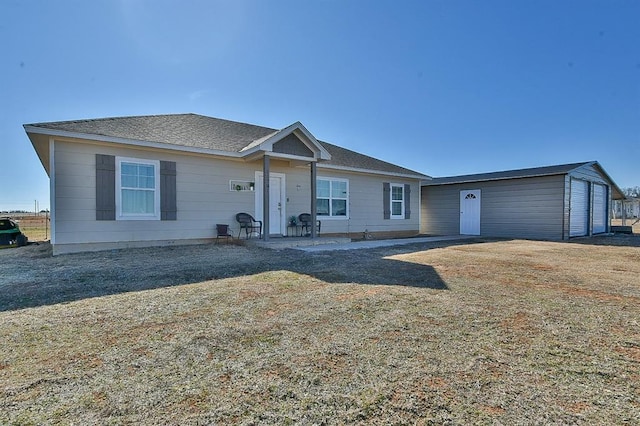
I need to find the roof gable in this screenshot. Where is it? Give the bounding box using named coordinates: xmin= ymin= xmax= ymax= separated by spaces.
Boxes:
xmin=239 ymin=121 xmax=332 ymax=162
xmin=273 ymin=134 xmax=314 ymax=157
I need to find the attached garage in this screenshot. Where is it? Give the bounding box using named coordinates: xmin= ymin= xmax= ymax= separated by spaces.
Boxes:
xmin=421 ymin=161 xmax=624 ymax=241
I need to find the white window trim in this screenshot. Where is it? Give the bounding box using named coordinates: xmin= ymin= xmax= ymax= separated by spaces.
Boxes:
xmin=115 ymin=157 xmax=161 ymax=221
xmin=390 ymin=183 xmax=405 ymax=219
xmin=317 ymin=176 xmax=349 ymax=220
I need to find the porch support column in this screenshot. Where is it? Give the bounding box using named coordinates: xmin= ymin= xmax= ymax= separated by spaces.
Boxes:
xmin=263 ymin=155 xmax=270 ymax=241
xmin=310 ymin=161 xmax=317 ymax=239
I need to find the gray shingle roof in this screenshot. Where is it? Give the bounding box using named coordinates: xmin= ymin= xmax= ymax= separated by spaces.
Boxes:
xmin=423 ymin=162 xmax=593 ymax=185
xmin=318 ymin=140 xmax=426 ymax=177
xmin=25 ymin=113 xmax=427 ymax=178
xmin=26 ymin=114 xmax=275 ymax=152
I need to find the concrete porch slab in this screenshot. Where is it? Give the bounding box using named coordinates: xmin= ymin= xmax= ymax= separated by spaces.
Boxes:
xmin=243 ymin=236 xmax=352 ymax=249
xmin=244 ymin=235 xmax=472 ymax=251
xmin=296 ymin=235 xmax=473 ymax=252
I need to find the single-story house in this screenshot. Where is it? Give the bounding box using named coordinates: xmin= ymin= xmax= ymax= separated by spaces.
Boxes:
xmin=421 ymin=161 xmax=625 ymax=240
xmin=25 ymin=114 xmax=428 ymax=255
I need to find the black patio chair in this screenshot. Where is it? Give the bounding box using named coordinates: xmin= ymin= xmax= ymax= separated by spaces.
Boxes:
xmin=235 ymin=213 xmax=262 ymax=239
xmin=215 ymin=224 xmax=233 ymax=244
xmin=298 ymin=213 xmax=321 ymax=236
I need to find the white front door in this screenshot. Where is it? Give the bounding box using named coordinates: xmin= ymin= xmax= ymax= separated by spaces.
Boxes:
xmin=460 ymin=189 xmax=481 ymax=235
xmin=255 ymin=172 xmax=285 ymax=236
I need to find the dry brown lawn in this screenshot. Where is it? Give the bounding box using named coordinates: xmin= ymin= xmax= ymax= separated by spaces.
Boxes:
xmin=1 ymin=236 xmax=639 ymax=424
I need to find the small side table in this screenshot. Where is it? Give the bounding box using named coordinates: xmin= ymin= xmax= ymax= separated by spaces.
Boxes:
xmin=287 ymin=224 xmax=301 ymax=237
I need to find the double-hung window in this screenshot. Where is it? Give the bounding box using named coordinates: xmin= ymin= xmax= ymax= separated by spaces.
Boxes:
xmin=390 ymin=184 xmax=404 ymax=219
xmin=317 ymin=177 xmax=348 ymax=218
xmin=116 ymin=157 xmax=160 ymax=220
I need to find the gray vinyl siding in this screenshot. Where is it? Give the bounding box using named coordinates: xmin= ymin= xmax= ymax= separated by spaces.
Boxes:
xmin=53 ymin=140 xmax=269 ymax=247
xmin=422 ymin=175 xmax=566 ymax=240
xmin=324 ymin=170 xmax=419 ymax=236
xmin=272 ymin=134 xmax=314 ymax=157
xmin=420 ymin=185 xmax=460 ymax=235
xmin=51 ymin=139 xmax=421 ymax=253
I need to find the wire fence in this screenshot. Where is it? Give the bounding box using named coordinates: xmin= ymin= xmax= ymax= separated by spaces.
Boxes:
xmin=1 ymin=212 xmax=50 ymax=242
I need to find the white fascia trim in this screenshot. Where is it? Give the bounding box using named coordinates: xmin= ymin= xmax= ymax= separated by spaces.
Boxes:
xmin=317 ymin=163 xmax=429 ymax=180
xmin=23 ymin=126 xmax=243 ymax=159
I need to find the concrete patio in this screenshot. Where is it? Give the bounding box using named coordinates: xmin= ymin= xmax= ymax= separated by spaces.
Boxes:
xmin=244 ymin=235 xmax=472 ymax=251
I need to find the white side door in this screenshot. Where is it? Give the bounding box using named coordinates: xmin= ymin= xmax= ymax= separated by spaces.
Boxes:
xmin=255 ymin=173 xmax=285 ymax=236
xmin=460 ymin=189 xmax=481 ymax=235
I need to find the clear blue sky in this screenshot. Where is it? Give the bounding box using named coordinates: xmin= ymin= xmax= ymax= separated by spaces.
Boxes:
xmin=1 ymin=0 xmax=638 ymax=211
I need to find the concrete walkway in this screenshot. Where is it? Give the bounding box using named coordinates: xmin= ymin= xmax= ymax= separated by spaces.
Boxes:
xmin=296 ymin=235 xmax=472 ymax=252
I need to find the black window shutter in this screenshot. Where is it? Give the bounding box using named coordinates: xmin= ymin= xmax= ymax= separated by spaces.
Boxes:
xmin=404 ymin=184 xmax=411 ymax=219
xmin=160 ymin=161 xmax=177 ymax=220
xmin=95 ymin=154 xmax=116 ymax=220
xmin=383 ymin=182 xmax=391 ymax=220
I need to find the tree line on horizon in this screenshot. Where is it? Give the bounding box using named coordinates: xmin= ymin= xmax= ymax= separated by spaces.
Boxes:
xmin=622 ymin=187 xmax=640 ymax=198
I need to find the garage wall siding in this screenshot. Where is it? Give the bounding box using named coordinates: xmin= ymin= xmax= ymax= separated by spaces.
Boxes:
xmin=421 ymin=175 xmax=566 ymax=240
xmin=420 ymin=185 xmax=460 ymax=236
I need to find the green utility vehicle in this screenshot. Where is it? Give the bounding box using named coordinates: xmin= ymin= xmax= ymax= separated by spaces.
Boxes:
xmin=0 ymin=218 xmax=27 ymax=246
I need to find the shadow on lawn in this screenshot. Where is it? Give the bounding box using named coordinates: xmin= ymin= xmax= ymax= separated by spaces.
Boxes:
xmin=568 ymin=233 xmax=640 ymax=247
xmin=0 ymin=239 xmax=488 ymax=312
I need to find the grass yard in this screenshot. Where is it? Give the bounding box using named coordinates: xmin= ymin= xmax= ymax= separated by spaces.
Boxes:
xmin=1 ymin=237 xmax=639 ymax=424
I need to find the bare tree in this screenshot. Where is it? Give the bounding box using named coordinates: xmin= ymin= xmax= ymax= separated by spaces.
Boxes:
xmin=622 ymin=186 xmax=640 ymax=198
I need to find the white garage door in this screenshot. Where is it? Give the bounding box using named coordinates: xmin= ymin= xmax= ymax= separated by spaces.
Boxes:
xmin=592 ymin=183 xmax=607 ymax=234
xmin=570 ymin=179 xmax=589 ymax=237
